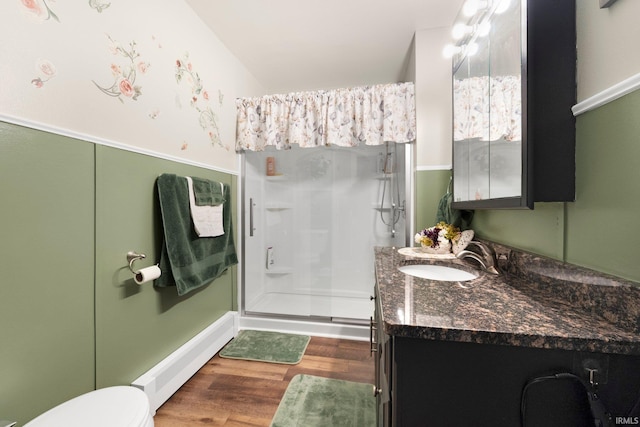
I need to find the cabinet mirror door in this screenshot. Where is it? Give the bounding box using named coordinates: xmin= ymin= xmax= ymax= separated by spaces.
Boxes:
xmin=452 ymin=55 xmax=471 ymax=202
xmin=453 ymin=0 xmax=525 ymax=207
xmin=453 ymin=33 xmax=491 ymax=203
xmin=487 ymin=0 xmax=522 ymax=200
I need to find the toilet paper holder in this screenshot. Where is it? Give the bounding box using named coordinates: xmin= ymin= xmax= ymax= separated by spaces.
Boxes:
xmin=127 ymin=251 xmax=161 ymax=285
xmin=127 ymin=251 xmax=146 ymax=274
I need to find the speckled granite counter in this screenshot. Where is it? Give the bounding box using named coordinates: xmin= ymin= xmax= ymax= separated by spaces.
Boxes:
xmin=375 ymin=245 xmax=640 ymax=355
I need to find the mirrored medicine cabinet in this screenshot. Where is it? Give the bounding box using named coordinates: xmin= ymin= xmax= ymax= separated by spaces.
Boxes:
xmin=451 ymin=0 xmax=576 ymax=210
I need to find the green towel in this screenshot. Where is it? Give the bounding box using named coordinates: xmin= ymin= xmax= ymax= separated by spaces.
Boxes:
xmin=436 ymin=191 xmax=474 ymax=231
xmin=155 ymin=173 xmax=238 ymax=296
xmin=191 ymin=176 xmax=225 ymax=206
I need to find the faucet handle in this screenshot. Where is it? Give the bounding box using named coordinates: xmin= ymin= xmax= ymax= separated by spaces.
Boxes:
xmin=466 ymin=241 xmax=501 ymax=274
xmin=468 ymin=241 xmax=495 ymax=258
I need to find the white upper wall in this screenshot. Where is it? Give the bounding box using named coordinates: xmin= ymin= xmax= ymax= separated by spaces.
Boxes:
xmin=576 ymin=0 xmax=640 ymax=102
xmin=0 ymin=0 xmax=264 ymax=173
xmin=413 ymin=27 xmax=452 ymax=169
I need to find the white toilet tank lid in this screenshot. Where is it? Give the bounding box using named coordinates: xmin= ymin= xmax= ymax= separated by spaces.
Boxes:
xmin=24 ymin=386 xmax=153 ymax=427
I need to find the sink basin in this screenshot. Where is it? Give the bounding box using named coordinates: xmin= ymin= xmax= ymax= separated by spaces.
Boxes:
xmin=398 ymin=264 xmax=478 ymax=282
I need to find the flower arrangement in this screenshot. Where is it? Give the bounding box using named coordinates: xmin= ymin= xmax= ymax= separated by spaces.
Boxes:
xmin=414 ymin=222 xmax=462 ymax=254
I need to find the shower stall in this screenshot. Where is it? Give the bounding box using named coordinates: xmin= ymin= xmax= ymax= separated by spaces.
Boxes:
xmin=241 ymin=142 xmax=411 ymax=323
xmin=235 ymin=82 xmax=416 ymax=331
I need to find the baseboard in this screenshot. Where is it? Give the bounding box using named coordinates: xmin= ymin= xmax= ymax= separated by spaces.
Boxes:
xmin=131 ymin=311 xmax=239 ymax=413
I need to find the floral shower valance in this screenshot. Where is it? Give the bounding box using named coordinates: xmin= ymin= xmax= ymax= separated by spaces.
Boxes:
xmin=235 ymin=82 xmax=416 ymax=151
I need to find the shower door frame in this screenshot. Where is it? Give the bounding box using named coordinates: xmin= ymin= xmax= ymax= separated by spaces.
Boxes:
xmin=238 ymin=142 xmax=415 ymax=324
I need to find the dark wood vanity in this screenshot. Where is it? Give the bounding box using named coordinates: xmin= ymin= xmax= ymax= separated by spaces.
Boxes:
xmin=372 ymin=246 xmax=640 ymax=426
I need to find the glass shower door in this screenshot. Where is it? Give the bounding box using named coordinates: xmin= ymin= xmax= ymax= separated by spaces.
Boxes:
xmin=242 ymin=143 xmax=407 ymax=322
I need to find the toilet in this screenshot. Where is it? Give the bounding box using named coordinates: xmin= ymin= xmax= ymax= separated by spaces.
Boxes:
xmin=24 ymin=386 xmax=154 ymax=427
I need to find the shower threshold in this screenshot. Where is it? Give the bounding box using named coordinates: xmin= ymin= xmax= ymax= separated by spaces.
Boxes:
xmin=245 ymin=292 xmax=374 ymax=322
xmin=239 ymin=312 xmax=371 ymax=341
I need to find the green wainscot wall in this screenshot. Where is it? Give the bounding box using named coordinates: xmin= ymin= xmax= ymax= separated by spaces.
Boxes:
xmin=0 ymin=121 xmax=238 ymax=425
xmin=94 ymin=145 xmax=237 ymax=388
xmin=0 ymin=122 xmax=95 ymax=425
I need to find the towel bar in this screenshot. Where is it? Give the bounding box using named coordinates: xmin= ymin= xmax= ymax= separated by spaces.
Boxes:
xmin=127 ymin=251 xmax=146 ymax=274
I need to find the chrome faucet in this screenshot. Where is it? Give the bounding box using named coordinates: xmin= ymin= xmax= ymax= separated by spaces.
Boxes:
xmin=456 ymin=241 xmax=501 ymax=275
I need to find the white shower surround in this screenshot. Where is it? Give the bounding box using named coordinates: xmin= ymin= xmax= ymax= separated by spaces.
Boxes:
xmin=242 ymin=143 xmax=410 ymax=323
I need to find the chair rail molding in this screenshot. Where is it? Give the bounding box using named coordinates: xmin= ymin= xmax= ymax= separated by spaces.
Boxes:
xmin=0 ymin=112 xmax=238 ymax=176
xmin=572 ymin=72 xmax=640 ymax=116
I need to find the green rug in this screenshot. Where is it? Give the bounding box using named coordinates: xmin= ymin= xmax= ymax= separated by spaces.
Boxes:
xmin=271 ymin=374 xmax=376 ymax=427
xmin=219 ymin=330 xmax=310 ymax=364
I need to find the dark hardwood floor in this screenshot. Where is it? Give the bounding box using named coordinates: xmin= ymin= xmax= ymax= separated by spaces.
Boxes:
xmin=154 ymin=335 xmax=375 ymax=426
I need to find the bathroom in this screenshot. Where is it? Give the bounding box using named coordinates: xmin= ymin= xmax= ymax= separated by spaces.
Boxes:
xmin=1 ymin=0 xmax=639 ymax=425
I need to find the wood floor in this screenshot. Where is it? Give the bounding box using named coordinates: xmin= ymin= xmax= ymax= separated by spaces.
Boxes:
xmin=154 ymin=336 xmax=375 ymax=426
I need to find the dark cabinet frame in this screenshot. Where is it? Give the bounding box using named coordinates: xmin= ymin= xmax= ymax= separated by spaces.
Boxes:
xmin=452 ymin=0 xmax=576 ymax=210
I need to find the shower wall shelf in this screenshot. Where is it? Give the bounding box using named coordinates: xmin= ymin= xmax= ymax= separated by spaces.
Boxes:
xmin=374 ymin=206 xmax=396 ymax=212
xmin=265 ymin=204 xmax=293 ymax=210
xmin=265 ymin=267 xmax=293 ymax=275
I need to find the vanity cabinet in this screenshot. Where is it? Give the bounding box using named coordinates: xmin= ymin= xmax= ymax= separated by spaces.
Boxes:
xmin=374 ymin=304 xmax=640 ymax=426
xmin=387 ymin=337 xmax=640 ymax=426
xmin=374 ymin=247 xmax=640 ymax=426
xmin=452 ymin=0 xmax=576 ymax=209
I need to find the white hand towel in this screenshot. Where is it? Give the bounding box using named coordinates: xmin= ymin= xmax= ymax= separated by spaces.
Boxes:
xmin=185 ymin=176 xmax=224 ymax=237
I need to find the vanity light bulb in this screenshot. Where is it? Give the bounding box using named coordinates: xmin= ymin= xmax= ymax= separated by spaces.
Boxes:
xmin=462 ymin=0 xmax=478 ymax=16
xmin=452 ymin=23 xmax=470 ymax=40
xmin=495 ymin=0 xmax=511 ymax=14
xmin=442 ymin=44 xmax=462 ymax=58
xmin=477 ymin=21 xmax=491 ymax=37
xmin=463 ymin=0 xmax=488 ymax=17
xmin=466 ymin=42 xmax=479 ymax=56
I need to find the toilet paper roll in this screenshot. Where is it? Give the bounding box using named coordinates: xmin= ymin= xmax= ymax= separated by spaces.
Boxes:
xmin=134 ymin=265 xmax=161 ymax=285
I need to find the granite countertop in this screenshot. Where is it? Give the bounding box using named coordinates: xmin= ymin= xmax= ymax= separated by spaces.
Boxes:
xmin=375 ymin=245 xmax=640 ymax=355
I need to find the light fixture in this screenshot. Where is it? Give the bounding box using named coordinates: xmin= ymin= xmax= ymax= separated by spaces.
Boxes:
xmin=444 ymin=0 xmax=494 ymax=60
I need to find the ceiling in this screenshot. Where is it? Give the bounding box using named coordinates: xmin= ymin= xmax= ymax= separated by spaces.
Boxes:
xmin=185 ymin=0 xmax=463 ymax=94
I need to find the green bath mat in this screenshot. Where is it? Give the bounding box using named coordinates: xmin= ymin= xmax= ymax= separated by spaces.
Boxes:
xmin=219 ymin=330 xmax=310 ymax=364
xmin=271 ymin=374 xmax=376 ymax=427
